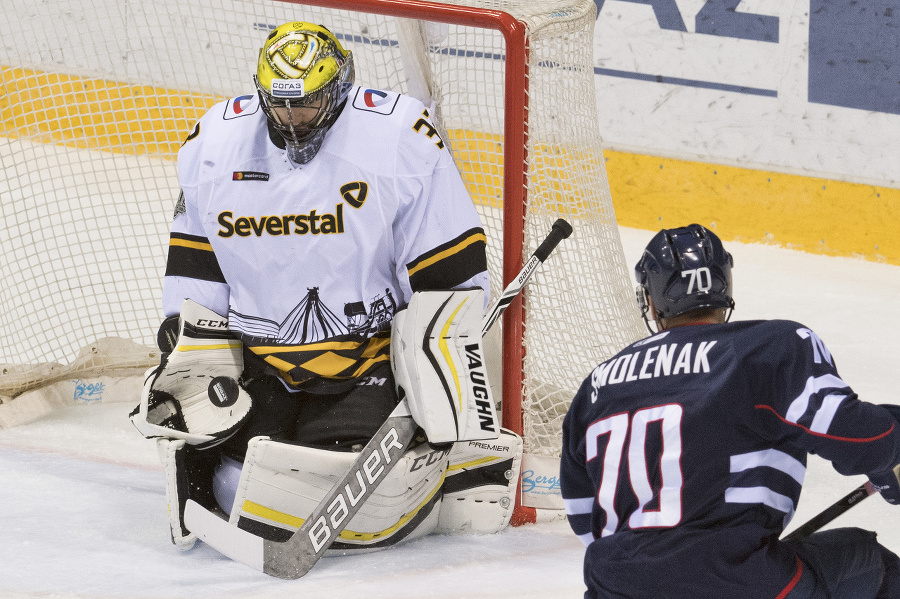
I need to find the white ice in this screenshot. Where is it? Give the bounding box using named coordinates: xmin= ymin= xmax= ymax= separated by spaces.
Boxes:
xmin=1 ymin=227 xmax=898 ymax=599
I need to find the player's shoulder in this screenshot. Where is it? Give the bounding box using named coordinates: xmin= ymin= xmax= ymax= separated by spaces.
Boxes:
xmin=177 ymin=93 xmax=266 ymax=179
xmin=607 ymin=319 xmax=817 ymax=370
xmin=715 ymin=319 xmax=836 ymax=375
xmin=342 ymin=86 xmax=447 ymax=170
xmin=346 ymin=85 xmax=431 ymax=121
xmin=758 ymin=319 xmax=836 ymax=363
xmin=730 ymin=318 xmax=819 ymax=345
xmin=648 ymin=318 xmax=815 ymax=343
xmin=187 ymin=93 xmax=264 ymax=142
xmin=347 ymin=86 xmax=412 ymax=120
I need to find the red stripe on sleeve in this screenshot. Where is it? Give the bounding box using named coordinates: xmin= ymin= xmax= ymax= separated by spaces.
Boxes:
xmin=754 ymin=404 xmax=895 ymax=443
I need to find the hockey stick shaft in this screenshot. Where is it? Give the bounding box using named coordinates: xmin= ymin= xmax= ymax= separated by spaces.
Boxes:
xmin=782 ymin=481 xmax=876 ymax=543
xmin=481 ymin=218 xmax=573 ymax=336
xmin=187 ymin=218 xmax=573 ymax=579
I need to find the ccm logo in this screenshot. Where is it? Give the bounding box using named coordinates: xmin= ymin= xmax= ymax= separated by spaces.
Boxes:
xmin=197 ymin=319 xmax=227 ymax=328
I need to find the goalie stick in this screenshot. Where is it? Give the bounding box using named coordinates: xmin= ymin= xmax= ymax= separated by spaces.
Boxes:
xmin=184 ymin=218 xmax=573 ymax=579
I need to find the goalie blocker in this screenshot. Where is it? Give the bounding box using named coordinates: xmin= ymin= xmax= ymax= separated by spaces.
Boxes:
xmin=391 ymin=289 xmax=499 ymax=443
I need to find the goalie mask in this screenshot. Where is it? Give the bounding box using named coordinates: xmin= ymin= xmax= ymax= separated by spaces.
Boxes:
xmin=634 ymin=224 xmax=735 ymax=332
xmin=255 ymin=22 xmax=354 ymax=165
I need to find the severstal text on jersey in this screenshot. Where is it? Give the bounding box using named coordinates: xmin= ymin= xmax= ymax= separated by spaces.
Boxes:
xmin=217 ymin=205 xmax=344 ymax=237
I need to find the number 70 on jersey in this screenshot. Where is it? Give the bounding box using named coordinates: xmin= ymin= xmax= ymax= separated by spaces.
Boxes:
xmin=587 ymin=404 xmax=684 ymax=537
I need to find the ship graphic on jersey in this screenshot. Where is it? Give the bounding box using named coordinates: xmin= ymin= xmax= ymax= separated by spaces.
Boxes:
xmin=343 ymin=289 xmax=396 ymax=337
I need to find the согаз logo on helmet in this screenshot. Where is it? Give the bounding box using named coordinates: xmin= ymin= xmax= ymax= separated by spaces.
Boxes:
xmin=271 ymin=79 xmax=305 ymax=98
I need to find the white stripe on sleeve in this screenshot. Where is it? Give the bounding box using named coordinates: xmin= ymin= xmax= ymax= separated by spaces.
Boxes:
xmin=729 ymin=449 xmax=806 ymax=484
xmin=725 ymin=486 xmax=795 ymax=520
xmin=809 ymin=393 xmax=848 ymax=434
xmin=564 ymin=497 xmax=595 ymax=515
xmin=785 ymin=374 xmax=847 ymax=424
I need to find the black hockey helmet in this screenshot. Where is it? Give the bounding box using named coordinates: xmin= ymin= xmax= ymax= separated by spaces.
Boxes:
xmin=634 ymin=224 xmax=734 ymax=331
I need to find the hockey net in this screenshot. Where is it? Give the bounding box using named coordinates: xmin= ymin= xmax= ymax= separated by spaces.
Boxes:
xmin=0 ymin=0 xmax=643 ymax=515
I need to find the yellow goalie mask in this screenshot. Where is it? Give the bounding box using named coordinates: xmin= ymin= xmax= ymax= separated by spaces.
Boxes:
xmin=254 ymin=22 xmax=354 ymax=164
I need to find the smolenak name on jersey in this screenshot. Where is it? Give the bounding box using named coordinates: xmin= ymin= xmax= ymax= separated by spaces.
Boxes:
xmin=589 ymin=331 xmax=717 ymax=402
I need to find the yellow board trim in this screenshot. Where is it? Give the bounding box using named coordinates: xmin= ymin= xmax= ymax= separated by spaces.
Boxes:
xmin=1 ymin=65 xmax=221 ymax=155
xmin=5 ymin=66 xmax=898 ymax=265
xmin=604 ymin=150 xmax=900 ymax=265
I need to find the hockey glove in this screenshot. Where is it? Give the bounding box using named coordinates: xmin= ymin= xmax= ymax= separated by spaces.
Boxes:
xmin=868 ymin=403 xmax=900 ymax=505
xmin=868 ymin=464 xmax=900 ymax=505
xmin=130 ymin=299 xmax=252 ymax=449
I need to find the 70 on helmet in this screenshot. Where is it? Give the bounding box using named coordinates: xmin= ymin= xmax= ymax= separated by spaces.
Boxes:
xmin=634 ymin=224 xmax=735 ymax=332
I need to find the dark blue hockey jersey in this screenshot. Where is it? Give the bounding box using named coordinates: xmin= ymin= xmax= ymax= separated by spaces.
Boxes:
xmin=560 ymin=319 xmax=900 ymax=599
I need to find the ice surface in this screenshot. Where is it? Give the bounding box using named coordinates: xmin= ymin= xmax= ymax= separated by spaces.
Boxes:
xmin=1 ymin=227 xmax=898 ymax=598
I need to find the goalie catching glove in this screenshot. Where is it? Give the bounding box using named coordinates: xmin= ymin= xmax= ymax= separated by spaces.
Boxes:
xmin=130 ymin=299 xmax=252 ymax=449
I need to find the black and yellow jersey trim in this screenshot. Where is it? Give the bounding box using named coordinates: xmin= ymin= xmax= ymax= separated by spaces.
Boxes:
xmin=165 ymin=232 xmax=226 ymax=283
xmin=245 ymin=330 xmax=391 ymax=386
xmin=406 ymin=227 xmax=488 ymax=291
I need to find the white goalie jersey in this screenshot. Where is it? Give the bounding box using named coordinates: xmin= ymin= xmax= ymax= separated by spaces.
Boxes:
xmin=164 ymin=86 xmax=490 ymax=389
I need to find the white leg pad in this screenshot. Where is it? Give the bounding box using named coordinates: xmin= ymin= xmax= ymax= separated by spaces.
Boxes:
xmin=437 ymin=428 xmax=523 ymax=534
xmin=228 ymin=437 xmax=451 ymax=552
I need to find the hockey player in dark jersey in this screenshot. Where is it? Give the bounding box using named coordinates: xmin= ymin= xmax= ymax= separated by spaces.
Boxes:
xmin=561 ymin=224 xmax=900 ymax=598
